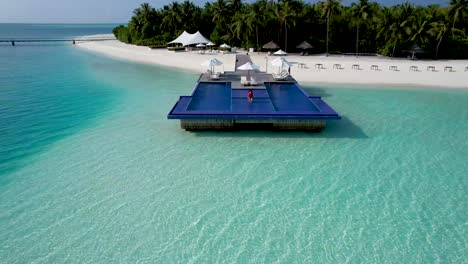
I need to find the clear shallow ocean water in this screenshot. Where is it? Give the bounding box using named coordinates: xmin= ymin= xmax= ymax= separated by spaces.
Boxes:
xmin=0 ymin=24 xmax=467 ymax=263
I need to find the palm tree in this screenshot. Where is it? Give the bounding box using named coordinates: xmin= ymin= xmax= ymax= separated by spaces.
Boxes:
xmin=409 ymin=10 xmax=432 ymax=46
xmin=129 ymin=16 xmax=143 ymax=39
xmin=275 ymin=2 xmax=296 ymax=52
xmin=140 ymin=3 xmax=153 ymax=20
xmin=227 ymin=0 xmax=242 ymax=14
xmin=212 ymin=0 xmax=230 ymax=29
xmin=448 ymin=0 xmax=468 ymax=36
xmin=321 ymin=0 xmax=342 ymax=56
xmin=246 ymin=1 xmax=268 ymax=51
xmin=231 ymin=12 xmax=253 ymax=43
xmin=428 ymin=21 xmax=448 ymax=58
xmin=180 ymin=1 xmax=196 ymax=30
xmin=351 ymin=0 xmax=370 ymax=56
xmin=162 ymin=2 xmax=182 ymax=35
xmin=376 ymin=4 xmax=414 ymax=57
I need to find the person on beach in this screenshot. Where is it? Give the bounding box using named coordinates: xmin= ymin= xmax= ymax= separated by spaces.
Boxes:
xmin=247 ymin=89 xmax=253 ymax=103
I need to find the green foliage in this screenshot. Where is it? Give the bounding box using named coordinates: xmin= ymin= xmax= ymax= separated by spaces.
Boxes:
xmin=167 ymin=46 xmax=186 ymax=51
xmin=112 ymin=25 xmax=131 ymax=43
xmin=114 ymin=1 xmax=468 ymax=59
xmin=210 ymin=27 xmax=223 ymax=45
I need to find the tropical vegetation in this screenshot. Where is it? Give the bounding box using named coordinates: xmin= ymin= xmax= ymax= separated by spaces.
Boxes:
xmin=113 ymin=0 xmax=468 ymax=58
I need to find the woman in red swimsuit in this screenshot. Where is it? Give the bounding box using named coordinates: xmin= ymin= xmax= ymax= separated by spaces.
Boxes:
xmin=247 ymin=89 xmax=253 ymax=103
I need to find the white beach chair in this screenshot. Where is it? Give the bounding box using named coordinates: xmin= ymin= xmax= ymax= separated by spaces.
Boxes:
xmin=210 ymin=73 xmax=220 ymax=80
xmin=273 ymin=70 xmax=289 ymax=81
xmin=241 ymin=76 xmax=249 ymax=86
xmin=250 ymin=76 xmax=258 ymax=86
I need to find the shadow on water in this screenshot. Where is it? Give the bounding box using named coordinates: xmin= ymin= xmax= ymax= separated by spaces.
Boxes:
xmin=303 ymin=86 xmax=333 ymax=98
xmin=192 ymin=116 xmax=368 ymax=139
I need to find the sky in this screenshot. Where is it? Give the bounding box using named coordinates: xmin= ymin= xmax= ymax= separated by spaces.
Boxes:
xmin=0 ymin=0 xmax=449 ymax=24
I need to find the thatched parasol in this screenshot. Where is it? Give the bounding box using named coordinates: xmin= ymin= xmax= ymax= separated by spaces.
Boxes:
xmin=296 ymin=41 xmax=313 ymax=50
xmin=262 ymin=41 xmax=280 ymax=50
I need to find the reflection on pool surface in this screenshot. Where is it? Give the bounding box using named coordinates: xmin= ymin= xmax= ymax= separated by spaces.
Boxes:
xmin=186 ymin=82 xmax=231 ymax=111
xmin=266 ymin=83 xmax=320 ymax=112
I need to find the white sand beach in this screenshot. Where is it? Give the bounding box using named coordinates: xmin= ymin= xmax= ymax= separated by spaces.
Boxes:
xmin=77 ymin=34 xmax=468 ymax=89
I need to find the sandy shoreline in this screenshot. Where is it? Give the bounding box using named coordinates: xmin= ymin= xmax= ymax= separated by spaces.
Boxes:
xmin=77 ymin=34 xmax=468 ymax=89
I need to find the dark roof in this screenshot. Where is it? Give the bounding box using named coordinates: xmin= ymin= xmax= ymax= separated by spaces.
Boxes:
xmin=262 ymin=41 xmax=280 ymax=50
xmin=296 ymin=41 xmax=313 ymax=49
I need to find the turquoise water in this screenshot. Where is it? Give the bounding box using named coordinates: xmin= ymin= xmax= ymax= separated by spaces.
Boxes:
xmin=1 ymin=25 xmax=467 ymax=263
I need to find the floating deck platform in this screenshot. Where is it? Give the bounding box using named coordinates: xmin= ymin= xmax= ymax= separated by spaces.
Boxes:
xmin=167 ymin=55 xmax=340 ymax=131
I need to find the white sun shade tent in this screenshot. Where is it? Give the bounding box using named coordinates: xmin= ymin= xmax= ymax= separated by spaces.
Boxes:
xmin=237 ymin=62 xmax=260 ymax=79
xmin=271 ymin=57 xmax=292 ymax=72
xmin=168 ymin=31 xmax=212 ymax=47
xmin=274 ymin=49 xmax=288 ymax=56
xmin=201 ymin=58 xmax=223 ymax=73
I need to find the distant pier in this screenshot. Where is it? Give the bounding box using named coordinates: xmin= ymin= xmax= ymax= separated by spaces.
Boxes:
xmin=0 ymin=38 xmax=115 ymax=46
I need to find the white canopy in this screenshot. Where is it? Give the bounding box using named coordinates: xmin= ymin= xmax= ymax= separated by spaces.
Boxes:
xmin=168 ymin=31 xmax=191 ymax=45
xmin=201 ymin=58 xmax=223 ymax=72
xmin=271 ymin=57 xmax=291 ymax=68
xmin=168 ymin=31 xmax=211 ymax=47
xmin=220 ymin=43 xmax=231 ymax=48
xmin=207 ymin=42 xmax=215 ymax=46
xmin=271 ymin=57 xmax=291 ymax=73
xmin=196 ymin=43 xmax=206 ymax=48
xmin=201 ymin=58 xmax=223 ymax=67
xmin=274 ymin=49 xmax=288 ymax=56
xmin=237 ymin=62 xmax=260 ymax=71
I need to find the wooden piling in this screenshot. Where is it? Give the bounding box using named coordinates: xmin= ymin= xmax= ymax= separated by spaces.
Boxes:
xmin=181 ymin=119 xmax=326 ymax=131
xmin=181 ymin=120 xmax=234 ymax=130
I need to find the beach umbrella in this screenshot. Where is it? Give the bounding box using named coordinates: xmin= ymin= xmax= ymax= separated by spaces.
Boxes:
xmin=196 ymin=43 xmax=206 ymax=48
xmin=410 ymin=44 xmax=424 ymax=59
xmin=206 ymin=42 xmax=215 ymax=51
xmin=296 ymin=41 xmax=313 ymax=50
xmin=273 ymin=49 xmax=288 ymax=56
xmin=201 ymin=58 xmax=223 ymax=72
xmin=220 ymin=43 xmax=231 ymax=48
xmin=403 ymin=44 xmax=425 ymax=59
xmin=262 ymin=41 xmax=280 ymax=51
xmin=271 ymin=57 xmax=292 ymax=73
xmin=237 ymin=62 xmax=260 ymax=79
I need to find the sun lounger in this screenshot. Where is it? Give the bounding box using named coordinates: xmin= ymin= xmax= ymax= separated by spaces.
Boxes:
xmin=273 ymin=70 xmax=289 ymax=81
xmin=444 ymin=66 xmax=455 ymax=72
xmin=272 ymin=73 xmax=282 ymax=80
xmin=241 ymin=76 xmax=249 ymax=86
xmin=250 ymin=77 xmax=258 ymax=86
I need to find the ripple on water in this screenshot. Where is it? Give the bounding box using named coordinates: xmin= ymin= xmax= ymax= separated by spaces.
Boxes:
xmin=0 ymin=41 xmax=467 ymax=262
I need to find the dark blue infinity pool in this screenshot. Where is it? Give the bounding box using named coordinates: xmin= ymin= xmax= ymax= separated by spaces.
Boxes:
xmin=266 ymin=83 xmax=320 ymax=112
xmin=187 ymin=82 xmax=231 ymax=111
xmin=168 ymin=82 xmax=340 ymax=120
